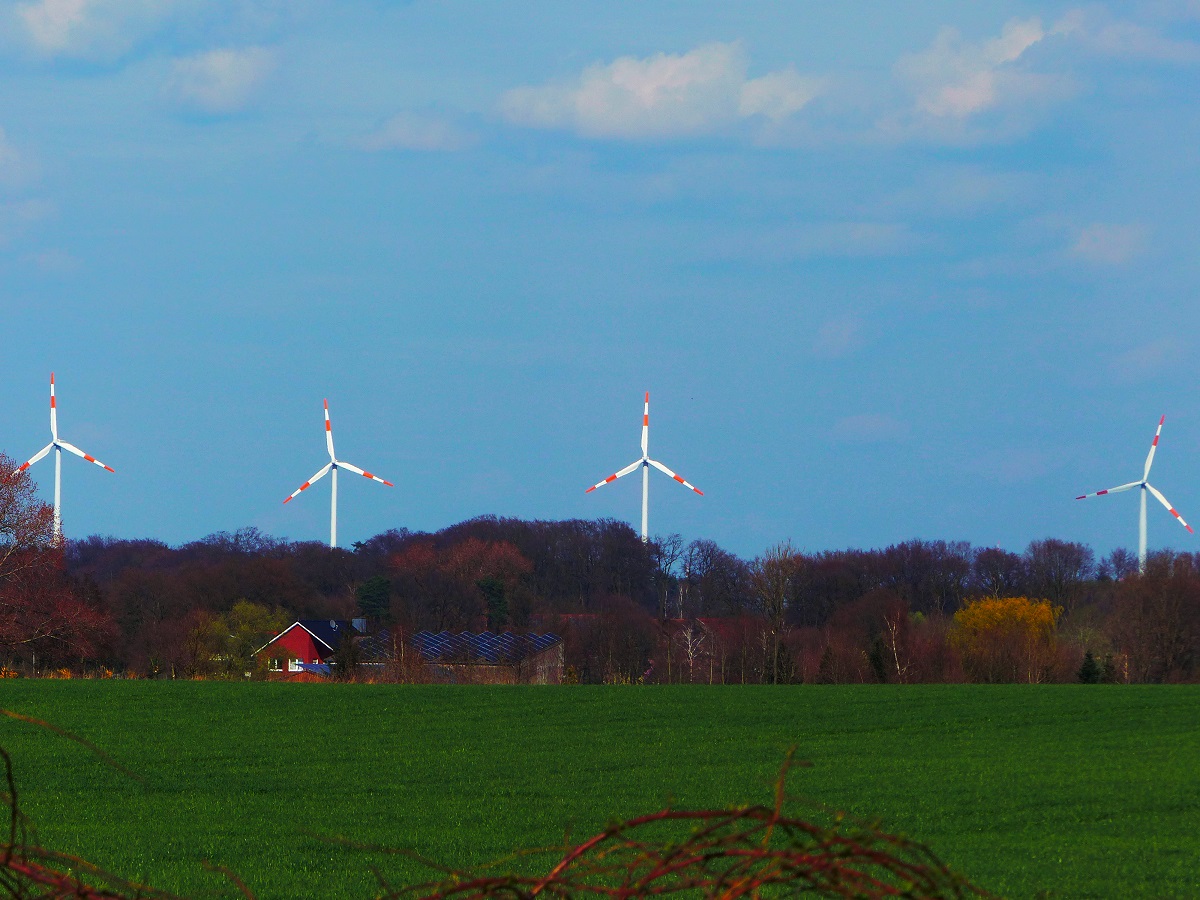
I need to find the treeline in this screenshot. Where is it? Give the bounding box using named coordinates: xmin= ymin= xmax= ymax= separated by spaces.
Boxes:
xmin=0 ymin=457 xmax=1195 ymax=683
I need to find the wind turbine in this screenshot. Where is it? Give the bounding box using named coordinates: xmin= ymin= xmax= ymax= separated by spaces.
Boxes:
xmin=1076 ymin=415 xmax=1193 ymax=572
xmin=11 ymin=373 xmax=115 ymax=541
xmin=283 ymin=399 xmax=393 ymax=548
xmin=586 ymin=392 xmax=702 ymax=542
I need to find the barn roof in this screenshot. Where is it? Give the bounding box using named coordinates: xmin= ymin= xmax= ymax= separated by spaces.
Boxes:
xmin=255 ymin=619 xmax=355 ymax=655
xmin=412 ymin=631 xmax=561 ymax=665
xmin=297 ymin=619 xmax=354 ymax=651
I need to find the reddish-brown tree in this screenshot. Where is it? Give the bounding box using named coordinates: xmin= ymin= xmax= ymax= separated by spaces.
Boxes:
xmin=0 ymin=461 xmax=115 ymax=667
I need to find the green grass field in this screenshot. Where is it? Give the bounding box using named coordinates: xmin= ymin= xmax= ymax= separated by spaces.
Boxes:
xmin=0 ymin=684 xmax=1196 ymax=899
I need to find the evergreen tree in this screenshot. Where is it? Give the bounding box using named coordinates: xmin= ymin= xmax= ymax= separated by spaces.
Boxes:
xmin=478 ymin=577 xmax=509 ymax=631
xmin=1078 ymin=650 xmax=1101 ymax=684
xmin=356 ymin=576 xmax=392 ymax=622
xmin=869 ymin=636 xmax=888 ymax=683
xmin=333 ymin=631 xmax=362 ymax=681
xmin=817 ymin=645 xmax=836 ymax=684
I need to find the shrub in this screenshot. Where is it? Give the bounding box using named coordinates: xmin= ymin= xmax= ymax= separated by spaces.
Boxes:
xmin=950 ymin=596 xmax=1061 ymax=683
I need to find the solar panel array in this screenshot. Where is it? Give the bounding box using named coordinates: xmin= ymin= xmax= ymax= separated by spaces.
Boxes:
xmin=412 ymin=631 xmax=562 ymax=664
xmin=358 ymin=629 xmax=394 ymax=662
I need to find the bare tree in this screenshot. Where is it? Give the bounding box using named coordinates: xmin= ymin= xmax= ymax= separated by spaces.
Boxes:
xmin=881 ymin=599 xmax=912 ymax=684
xmin=1026 ymin=539 xmax=1094 ymax=613
xmin=649 ymin=533 xmax=684 ymax=620
xmin=673 ymin=619 xmax=708 ymax=683
xmin=972 ymin=547 xmax=1026 ymax=598
xmin=929 ymin=541 xmax=972 ymax=612
xmin=1098 ymin=548 xmax=1138 ymax=582
xmin=685 ymin=539 xmax=751 ymax=616
xmin=750 ymin=540 xmax=799 ymax=684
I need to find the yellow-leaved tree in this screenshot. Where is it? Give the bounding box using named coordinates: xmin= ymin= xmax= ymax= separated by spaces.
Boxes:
xmin=950 ymin=596 xmax=1061 ymax=683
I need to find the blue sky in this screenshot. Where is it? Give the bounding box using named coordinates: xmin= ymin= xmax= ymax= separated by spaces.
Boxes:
xmin=3 ymin=1 xmax=1200 ymax=558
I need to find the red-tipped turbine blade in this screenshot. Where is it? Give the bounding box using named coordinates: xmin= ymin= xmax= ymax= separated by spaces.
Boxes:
xmin=641 ymin=391 xmax=649 ymax=457
xmin=323 ymin=399 xmax=335 ymax=460
xmin=647 ymin=458 xmax=702 ymax=495
xmin=49 ymin=372 xmax=57 ymax=440
xmin=1146 ymin=483 xmax=1194 ymax=534
xmin=283 ymin=462 xmax=332 ymax=503
xmin=338 ymin=460 xmax=393 ymax=487
xmin=1076 ymin=481 xmax=1140 ymax=500
xmin=57 ymin=440 xmax=114 ymax=472
xmin=1143 ymin=414 xmax=1166 ymax=481
xmin=12 ymin=443 xmax=54 ymax=476
xmin=586 ymin=459 xmax=642 ymax=493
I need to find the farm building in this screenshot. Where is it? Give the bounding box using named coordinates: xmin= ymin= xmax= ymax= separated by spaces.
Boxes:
xmin=412 ymin=631 xmax=563 ymax=684
xmin=255 ymin=618 xmax=392 ymax=679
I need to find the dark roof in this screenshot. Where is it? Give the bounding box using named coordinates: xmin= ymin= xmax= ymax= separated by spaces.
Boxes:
xmin=412 ymin=631 xmax=561 ymax=665
xmin=256 ymin=620 xmax=387 ymax=663
xmin=296 ymin=619 xmax=353 ymax=651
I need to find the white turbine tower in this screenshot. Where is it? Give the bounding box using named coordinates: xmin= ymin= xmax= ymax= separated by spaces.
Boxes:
xmin=586 ymin=392 xmax=702 ymax=542
xmin=11 ymin=373 xmax=115 ymax=541
xmin=1076 ymin=415 xmax=1193 ymax=572
xmin=283 ymin=399 xmax=393 ymax=548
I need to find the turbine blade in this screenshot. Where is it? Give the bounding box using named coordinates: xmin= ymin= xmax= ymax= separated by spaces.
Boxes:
xmin=641 ymin=391 xmax=649 ymax=458
xmin=586 ymin=459 xmax=642 ymax=493
xmin=56 ymin=440 xmax=115 ymax=472
xmin=1143 ymin=414 xmax=1165 ymax=480
xmin=12 ymin=443 xmax=54 ymax=476
xmin=283 ymin=462 xmax=332 ymax=503
xmin=324 ymin=399 xmax=335 ymax=460
xmin=49 ymin=372 xmax=57 ymax=441
xmin=1075 ymin=481 xmax=1140 ymax=500
xmin=1146 ymin=483 xmax=1194 ymax=534
xmin=647 ymin=458 xmax=703 ymax=495
xmin=337 ymin=460 xmax=393 ymax=486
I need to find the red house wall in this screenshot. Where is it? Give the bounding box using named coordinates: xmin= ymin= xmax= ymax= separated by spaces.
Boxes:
xmin=259 ymin=626 xmax=330 ymax=677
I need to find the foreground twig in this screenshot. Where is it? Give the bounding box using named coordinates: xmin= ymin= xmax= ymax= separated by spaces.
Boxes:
xmin=340 ymin=751 xmax=991 ymax=900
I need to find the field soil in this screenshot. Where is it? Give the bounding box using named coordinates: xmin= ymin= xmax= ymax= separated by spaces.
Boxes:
xmin=0 ymin=683 xmax=1196 ymax=899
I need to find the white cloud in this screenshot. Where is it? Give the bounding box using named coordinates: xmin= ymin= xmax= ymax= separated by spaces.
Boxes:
xmin=895 ymin=18 xmax=1065 ymax=120
xmin=500 ymin=43 xmax=822 ymax=140
xmin=361 ymin=113 xmax=477 ymax=152
xmin=739 ymin=68 xmax=825 ymax=121
xmin=1070 ymin=223 xmax=1147 ymax=265
xmin=1055 ymin=9 xmax=1200 ymax=64
xmin=884 ymin=10 xmax=1200 ymax=142
xmin=15 ymin=0 xmax=179 ymax=59
xmin=165 ymin=46 xmax=274 ymax=113
xmin=18 ymin=0 xmax=88 ymax=51
xmin=13 ymin=1 xmax=297 ymax=62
